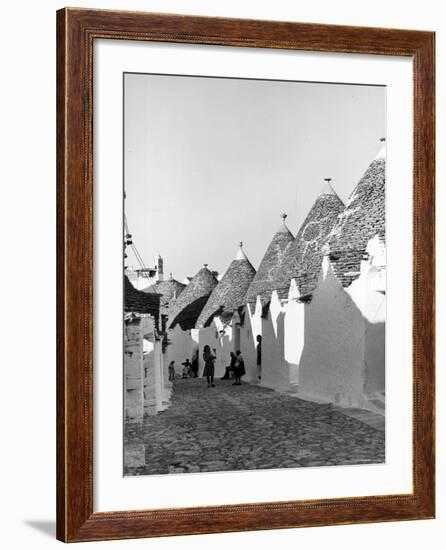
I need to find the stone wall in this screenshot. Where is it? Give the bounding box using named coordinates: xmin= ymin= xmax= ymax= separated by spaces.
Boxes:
xmin=124 ymin=315 xmax=168 ymax=422
xmin=328 ymin=156 xmax=385 ymax=288
xmin=124 ymin=319 xmax=145 ymax=422
xmin=143 ymin=337 xmax=165 ymax=416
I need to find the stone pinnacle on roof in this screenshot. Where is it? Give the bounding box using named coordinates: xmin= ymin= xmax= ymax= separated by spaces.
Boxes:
xmin=245 ymin=214 xmax=294 ymax=306
xmin=276 ymin=213 xmax=291 ymax=234
xmin=325 ymin=138 xmax=386 ymax=288
xmin=196 ymin=244 xmax=256 ymax=328
xmin=376 ymin=137 xmax=386 ymax=160
xmin=320 ymin=177 xmax=338 ymax=197
xmin=168 ymin=265 xmax=218 ymax=330
xmin=276 ymin=181 xmax=345 ymax=299
xmin=235 ymin=241 xmax=249 ymax=261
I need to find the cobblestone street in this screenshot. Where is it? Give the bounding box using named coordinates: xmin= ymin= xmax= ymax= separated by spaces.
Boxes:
xmin=125 ymin=378 xmax=385 ymax=476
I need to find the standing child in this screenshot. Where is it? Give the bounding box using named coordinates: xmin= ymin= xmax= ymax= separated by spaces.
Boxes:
xmin=233 ymin=350 xmax=245 ymax=386
xmin=191 ymin=349 xmax=199 ymax=378
xmin=168 ymin=361 xmax=176 ymax=381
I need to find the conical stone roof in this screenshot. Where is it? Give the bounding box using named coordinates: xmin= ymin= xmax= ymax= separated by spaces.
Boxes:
xmin=196 ymin=243 xmax=256 ymax=328
xmin=325 ymin=141 xmax=386 ymax=287
xmin=276 ymin=182 xmax=345 ymax=298
xmin=168 ymin=265 xmax=218 ymax=330
xmin=142 ymin=275 xmax=186 ymax=315
xmin=245 ymin=215 xmax=294 ymax=306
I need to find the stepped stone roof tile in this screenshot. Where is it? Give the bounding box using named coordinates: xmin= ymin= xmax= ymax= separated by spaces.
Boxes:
xmin=326 ymin=142 xmax=386 ymax=287
xmin=124 ymin=275 xmax=161 ymax=326
xmin=196 ymin=244 xmax=256 ymax=328
xmin=245 ymin=216 xmax=294 ymax=306
xmin=168 ymin=265 xmax=218 ymax=330
xmin=142 ymin=276 xmax=185 ymax=315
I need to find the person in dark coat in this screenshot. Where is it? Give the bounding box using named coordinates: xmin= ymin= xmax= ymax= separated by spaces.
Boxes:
xmin=256 ymin=334 xmax=262 ymax=380
xmin=191 ymin=349 xmax=199 ymax=378
xmin=233 ymin=350 xmax=245 ymax=386
xmin=202 ymin=345 xmax=216 ymax=388
xmin=168 ymin=361 xmax=176 ymax=381
xmin=221 ymin=351 xmax=237 ymax=379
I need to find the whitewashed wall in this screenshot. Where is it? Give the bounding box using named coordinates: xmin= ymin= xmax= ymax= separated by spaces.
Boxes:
xmin=166 ymin=325 xmax=199 ymax=376
xmin=143 ymin=339 xmax=156 ymax=415
xmin=283 ymin=280 xmax=305 ymax=386
xmin=347 ymin=236 xmax=386 ymax=399
xmin=261 ymin=292 xmax=289 ymax=391
xmin=298 ymin=238 xmax=386 ymax=408
xmin=241 ymin=302 xmax=262 ymax=381
xmin=143 ymin=339 xmax=166 ymax=415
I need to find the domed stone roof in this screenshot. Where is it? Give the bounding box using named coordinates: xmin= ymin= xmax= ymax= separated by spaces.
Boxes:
xmin=277 ymin=181 xmax=345 ymax=299
xmin=245 ymin=215 xmax=294 ymax=307
xmin=142 ymin=275 xmax=185 ymax=315
xmin=168 ymin=265 xmax=218 ymax=330
xmin=325 ymin=140 xmax=386 ymax=287
xmin=196 ymin=243 xmax=256 ymax=328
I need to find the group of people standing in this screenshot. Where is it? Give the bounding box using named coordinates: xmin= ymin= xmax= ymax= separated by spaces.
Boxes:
xmin=168 ymin=335 xmax=262 ymax=389
xmin=202 ymin=347 xmax=246 ymax=387
xmin=220 ymin=351 xmax=246 ymax=385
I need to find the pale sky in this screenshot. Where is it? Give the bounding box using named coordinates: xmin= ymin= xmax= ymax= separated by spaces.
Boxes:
xmin=124 ymin=73 xmax=385 ymax=281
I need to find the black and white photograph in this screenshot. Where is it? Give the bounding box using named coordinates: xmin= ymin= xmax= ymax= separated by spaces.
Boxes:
xmin=123 ymin=73 xmax=386 ymax=476
xmin=2 ymin=0 xmax=441 ymax=546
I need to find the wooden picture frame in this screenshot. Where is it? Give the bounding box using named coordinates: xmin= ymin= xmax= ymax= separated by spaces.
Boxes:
xmin=56 ymin=7 xmax=435 ymax=542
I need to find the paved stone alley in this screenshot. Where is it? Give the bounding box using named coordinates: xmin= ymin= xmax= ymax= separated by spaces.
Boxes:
xmin=124 ymin=378 xmax=385 ymax=476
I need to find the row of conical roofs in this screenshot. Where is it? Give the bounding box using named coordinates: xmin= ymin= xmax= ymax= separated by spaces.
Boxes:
xmin=246 ymin=180 xmax=346 ymax=306
xmin=145 ymin=139 xmax=385 ymax=331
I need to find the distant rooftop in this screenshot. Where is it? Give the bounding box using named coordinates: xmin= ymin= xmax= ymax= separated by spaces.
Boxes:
xmin=142 ymin=275 xmax=186 ymax=315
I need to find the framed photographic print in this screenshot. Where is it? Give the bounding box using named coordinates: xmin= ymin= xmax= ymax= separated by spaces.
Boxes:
xmin=56 ymin=8 xmax=435 ymax=543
